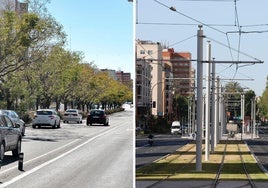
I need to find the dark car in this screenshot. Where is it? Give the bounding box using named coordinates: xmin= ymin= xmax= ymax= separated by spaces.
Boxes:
xmin=0 ymin=114 xmax=22 ymax=161
xmin=86 ymin=109 xmax=109 ymax=126
xmin=0 ymin=110 xmax=26 ymax=136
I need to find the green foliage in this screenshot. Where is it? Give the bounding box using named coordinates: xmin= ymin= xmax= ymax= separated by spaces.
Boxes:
xmin=0 ymin=1 xmax=132 ymax=113
xmin=173 ymin=94 xmax=188 ymax=121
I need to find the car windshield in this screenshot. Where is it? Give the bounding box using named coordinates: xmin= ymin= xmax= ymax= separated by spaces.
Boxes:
xmin=66 ymin=110 xmax=77 ymax=113
xmin=37 ymin=111 xmax=52 ymax=115
xmin=171 ymin=126 xmax=180 ymax=129
xmin=90 ymin=110 xmax=104 ymax=116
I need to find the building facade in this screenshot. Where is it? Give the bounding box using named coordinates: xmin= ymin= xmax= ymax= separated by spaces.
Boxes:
xmin=136 ymin=40 xmax=163 ymax=117
xmin=163 ymin=49 xmax=195 ymax=96
xmin=0 ymin=0 xmax=28 ymax=15
xmin=116 ymin=71 xmax=131 ymax=85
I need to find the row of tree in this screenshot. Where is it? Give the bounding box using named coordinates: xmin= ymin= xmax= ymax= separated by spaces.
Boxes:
xmin=259 ymin=76 xmax=268 ymax=121
xmin=0 ymin=1 xmax=132 ymax=115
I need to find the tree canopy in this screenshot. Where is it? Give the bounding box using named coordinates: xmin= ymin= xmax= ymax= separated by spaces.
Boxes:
xmin=0 ymin=1 xmax=132 ymax=114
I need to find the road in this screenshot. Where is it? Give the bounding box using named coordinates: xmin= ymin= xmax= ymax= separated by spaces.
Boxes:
xmin=246 ymin=125 xmax=268 ymax=172
xmin=136 ymin=134 xmax=191 ymax=169
xmin=0 ymin=110 xmax=133 ymax=188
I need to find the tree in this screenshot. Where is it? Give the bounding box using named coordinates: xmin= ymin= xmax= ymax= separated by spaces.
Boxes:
xmin=244 ymin=90 xmax=256 ymax=117
xmin=0 ymin=10 xmax=65 ymax=79
xmin=224 ymin=81 xmax=243 ymax=118
xmin=173 ymin=94 xmax=188 ymax=122
xmin=259 ymin=76 xmax=268 ymax=120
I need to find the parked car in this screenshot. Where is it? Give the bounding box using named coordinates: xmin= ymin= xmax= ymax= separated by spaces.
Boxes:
xmin=0 ymin=114 xmax=22 ymax=161
xmin=0 ymin=110 xmax=26 ymax=136
xmin=86 ymin=109 xmax=109 ymax=126
xmin=32 ymin=109 xmax=61 ymax=128
xmin=63 ymin=109 xmax=82 ymax=124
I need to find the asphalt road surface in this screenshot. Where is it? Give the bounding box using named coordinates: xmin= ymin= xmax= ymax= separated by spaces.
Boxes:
xmin=136 ymin=134 xmax=191 ymax=169
xmin=0 ymin=110 xmax=133 ymax=188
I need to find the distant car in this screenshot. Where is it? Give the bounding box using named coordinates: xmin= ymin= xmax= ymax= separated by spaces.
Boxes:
xmin=171 ymin=121 xmax=181 ymax=134
xmin=86 ymin=109 xmax=109 ymax=126
xmin=63 ymin=109 xmax=82 ymax=124
xmin=32 ymin=109 xmax=61 ymax=128
xmin=0 ymin=110 xmax=26 ymax=136
xmin=0 ymin=114 xmax=22 ymax=161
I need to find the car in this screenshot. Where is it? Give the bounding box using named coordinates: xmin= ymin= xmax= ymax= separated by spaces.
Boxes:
xmin=32 ymin=109 xmax=61 ymax=128
xmin=86 ymin=109 xmax=109 ymax=126
xmin=171 ymin=121 xmax=181 ymax=134
xmin=63 ymin=109 xmax=82 ymax=124
xmin=0 ymin=114 xmax=22 ymax=161
xmin=0 ymin=110 xmax=26 ymax=136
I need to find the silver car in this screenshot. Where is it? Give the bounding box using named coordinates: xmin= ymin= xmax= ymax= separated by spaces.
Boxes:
xmin=0 ymin=114 xmax=22 ymax=161
xmin=0 ymin=110 xmax=26 ymax=136
xmin=63 ymin=109 xmax=82 ymax=124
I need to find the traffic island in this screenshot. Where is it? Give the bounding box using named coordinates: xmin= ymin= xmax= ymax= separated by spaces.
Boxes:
xmin=136 ymin=140 xmax=268 ymax=181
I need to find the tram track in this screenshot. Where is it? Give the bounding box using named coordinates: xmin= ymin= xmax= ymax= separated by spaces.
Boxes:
xmin=211 ymin=139 xmax=257 ymax=188
xmin=144 ymin=142 xmax=203 ymax=188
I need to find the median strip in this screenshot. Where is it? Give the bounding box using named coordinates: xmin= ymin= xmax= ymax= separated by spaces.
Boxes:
xmin=136 ymin=140 xmax=268 ymax=181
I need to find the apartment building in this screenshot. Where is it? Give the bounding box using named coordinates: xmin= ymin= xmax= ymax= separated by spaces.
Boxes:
xmin=116 ymin=71 xmax=131 ymax=84
xmin=136 ymin=40 xmax=163 ymax=117
xmin=0 ymin=0 xmax=28 ymax=15
xmin=163 ymin=48 xmax=195 ymax=97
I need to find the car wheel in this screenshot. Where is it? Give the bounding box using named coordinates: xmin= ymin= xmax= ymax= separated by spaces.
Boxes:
xmin=58 ymin=121 xmax=61 ymax=128
xmin=12 ymin=139 xmax=21 ymax=157
xmin=22 ymin=126 xmax=25 ymax=136
xmin=0 ymin=143 xmax=5 ymax=161
xmin=53 ymin=121 xmax=56 ymax=129
xmin=32 ymin=124 xmax=36 ymax=129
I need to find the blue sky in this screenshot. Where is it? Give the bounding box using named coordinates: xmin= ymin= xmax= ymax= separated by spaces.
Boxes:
xmin=136 ymin=0 xmax=268 ymax=96
xmin=47 ymin=1 xmax=133 ymax=77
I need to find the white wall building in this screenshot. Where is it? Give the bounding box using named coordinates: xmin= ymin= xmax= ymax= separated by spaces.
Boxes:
xmin=136 ymin=40 xmax=163 ymax=116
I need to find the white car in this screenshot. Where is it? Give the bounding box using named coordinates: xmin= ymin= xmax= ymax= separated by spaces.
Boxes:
xmin=171 ymin=121 xmax=181 ymax=134
xmin=32 ymin=109 xmax=61 ymax=128
xmin=63 ymin=109 xmax=82 ymax=124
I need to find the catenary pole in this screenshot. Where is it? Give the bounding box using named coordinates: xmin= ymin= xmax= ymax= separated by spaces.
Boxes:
xmin=215 ymin=77 xmax=220 ymax=144
xmin=211 ymin=58 xmax=216 ymax=150
xmin=196 ymin=25 xmax=203 ymax=171
xmin=205 ymin=41 xmax=211 ymax=161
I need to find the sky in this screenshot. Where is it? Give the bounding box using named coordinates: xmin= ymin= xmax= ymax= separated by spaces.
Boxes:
xmin=136 ymin=0 xmax=268 ymax=96
xmin=46 ymin=1 xmax=134 ymax=78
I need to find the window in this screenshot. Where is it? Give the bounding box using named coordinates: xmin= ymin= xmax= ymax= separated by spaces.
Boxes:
xmin=0 ymin=116 xmax=5 ymax=127
xmin=4 ymin=116 xmax=13 ymax=128
xmin=140 ymin=50 xmax=145 ymax=54
xmin=37 ymin=110 xmax=52 ymax=115
xmin=148 ymin=50 xmax=153 ymax=55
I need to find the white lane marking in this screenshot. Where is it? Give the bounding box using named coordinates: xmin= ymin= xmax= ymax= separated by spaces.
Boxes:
xmin=136 ymin=144 xmax=150 ymax=149
xmin=0 ymin=125 xmax=120 ymax=187
xmin=0 ymin=139 xmax=80 ymax=175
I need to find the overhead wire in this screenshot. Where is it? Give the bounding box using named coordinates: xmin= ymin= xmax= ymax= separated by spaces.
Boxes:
xmin=152 ymin=0 xmax=265 ymax=79
xmin=136 ymin=34 xmax=197 ymax=60
xmin=232 ymin=0 xmax=241 ymax=78
xmin=152 ymin=0 xmax=236 ymax=62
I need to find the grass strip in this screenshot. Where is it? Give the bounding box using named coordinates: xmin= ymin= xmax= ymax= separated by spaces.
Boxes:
xmin=136 ymin=140 xmax=268 ymax=181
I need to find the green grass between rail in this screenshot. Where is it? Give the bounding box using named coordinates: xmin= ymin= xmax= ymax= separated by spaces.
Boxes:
xmin=136 ymin=140 xmax=268 ymax=181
